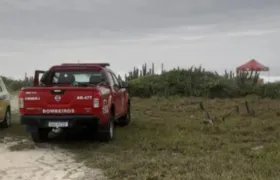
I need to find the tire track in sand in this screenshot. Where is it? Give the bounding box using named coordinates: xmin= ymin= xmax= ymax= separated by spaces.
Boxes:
xmin=0 ymin=139 xmax=104 ymax=179
xmin=2 ymin=93 xmax=105 ymax=180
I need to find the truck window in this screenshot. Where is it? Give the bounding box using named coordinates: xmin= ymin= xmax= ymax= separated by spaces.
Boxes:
xmin=50 ymin=70 xmax=107 ymax=84
xmin=40 ymin=71 xmax=48 ymax=84
xmin=106 ymin=72 xmax=115 ymax=86
xmin=110 ymin=72 xmax=120 ymax=87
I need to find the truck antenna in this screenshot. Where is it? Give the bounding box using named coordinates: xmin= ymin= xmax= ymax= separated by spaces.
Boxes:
xmin=78 ymin=60 xmax=80 ymax=72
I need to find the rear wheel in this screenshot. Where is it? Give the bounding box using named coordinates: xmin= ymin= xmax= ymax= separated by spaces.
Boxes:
xmin=98 ymin=113 xmax=115 ymax=142
xmin=30 ymin=128 xmax=50 ymax=143
xmin=117 ymin=103 xmax=131 ymax=127
xmin=0 ymin=108 xmax=11 ymax=128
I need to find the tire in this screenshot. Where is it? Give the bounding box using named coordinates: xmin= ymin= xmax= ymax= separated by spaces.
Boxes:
xmin=98 ymin=113 xmax=115 ymax=142
xmin=30 ymin=128 xmax=50 ymax=143
xmin=118 ymin=103 xmax=131 ymax=127
xmin=0 ymin=108 xmax=11 ymax=128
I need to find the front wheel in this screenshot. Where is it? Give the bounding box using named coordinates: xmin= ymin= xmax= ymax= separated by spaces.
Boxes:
xmin=117 ymin=103 xmax=131 ymax=127
xmin=0 ymin=108 xmax=11 ymax=128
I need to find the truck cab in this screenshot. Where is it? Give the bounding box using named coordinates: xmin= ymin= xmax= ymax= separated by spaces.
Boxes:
xmin=19 ymin=63 xmax=131 ymax=143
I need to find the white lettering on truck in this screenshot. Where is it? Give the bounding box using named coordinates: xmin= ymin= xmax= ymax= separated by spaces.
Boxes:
xmin=77 ymin=96 xmax=92 ymax=100
xmin=25 ymin=97 xmax=40 ymax=101
xmin=25 ymin=91 xmax=37 ymax=95
xmin=42 ymin=109 xmax=75 ymax=114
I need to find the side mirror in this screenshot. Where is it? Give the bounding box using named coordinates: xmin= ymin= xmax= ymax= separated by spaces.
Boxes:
xmin=113 ymin=84 xmax=120 ymax=89
xmin=122 ymin=81 xmax=129 ymax=88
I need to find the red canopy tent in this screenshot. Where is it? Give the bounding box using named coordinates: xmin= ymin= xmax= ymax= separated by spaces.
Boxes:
xmin=236 ymin=59 xmax=269 ymax=72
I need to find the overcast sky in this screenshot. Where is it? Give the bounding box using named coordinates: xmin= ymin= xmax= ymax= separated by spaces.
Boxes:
xmin=1 ymin=0 xmax=280 ymax=78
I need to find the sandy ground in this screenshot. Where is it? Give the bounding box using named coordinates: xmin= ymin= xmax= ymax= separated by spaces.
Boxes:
xmin=0 ymin=93 xmax=105 ymax=180
xmin=0 ymin=138 xmax=104 ymax=180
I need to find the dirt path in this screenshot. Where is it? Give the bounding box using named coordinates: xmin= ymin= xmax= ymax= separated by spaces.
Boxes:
xmin=0 ymin=93 xmax=105 ymax=180
xmin=0 ymin=138 xmax=104 ymax=180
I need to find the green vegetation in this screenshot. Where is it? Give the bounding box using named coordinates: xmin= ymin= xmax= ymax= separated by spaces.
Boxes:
xmin=4 ymin=98 xmax=280 ymax=180
xmin=124 ymin=63 xmax=280 ymax=99
xmin=1 ymin=74 xmax=33 ymax=91
xmin=65 ymin=97 xmax=280 ymax=180
xmin=3 ymin=63 xmax=280 ymax=100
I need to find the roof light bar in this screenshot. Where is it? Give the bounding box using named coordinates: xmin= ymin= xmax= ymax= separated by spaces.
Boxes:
xmin=61 ymin=63 xmax=110 ymax=67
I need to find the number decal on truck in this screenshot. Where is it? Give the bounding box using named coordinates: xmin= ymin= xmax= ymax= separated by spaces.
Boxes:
xmin=77 ymin=96 xmax=92 ymax=100
xmin=108 ymin=95 xmax=112 ymax=107
xmin=102 ymin=99 xmax=109 ymax=114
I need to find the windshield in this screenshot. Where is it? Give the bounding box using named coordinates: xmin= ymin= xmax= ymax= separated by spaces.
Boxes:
xmin=50 ymin=70 xmax=107 ymax=84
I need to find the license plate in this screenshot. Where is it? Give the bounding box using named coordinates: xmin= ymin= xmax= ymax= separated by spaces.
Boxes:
xmin=48 ymin=122 xmax=68 ymax=127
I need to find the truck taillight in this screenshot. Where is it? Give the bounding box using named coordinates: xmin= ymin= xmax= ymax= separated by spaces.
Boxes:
xmin=93 ymin=98 xmax=99 ymax=108
xmin=19 ymin=97 xmax=24 ymax=108
xmin=93 ymin=91 xmax=102 ymax=108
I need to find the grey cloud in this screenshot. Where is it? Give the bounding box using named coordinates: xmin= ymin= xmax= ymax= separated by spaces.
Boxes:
xmin=1 ymin=0 xmax=280 ymax=79
xmin=1 ymin=0 xmax=280 ymax=40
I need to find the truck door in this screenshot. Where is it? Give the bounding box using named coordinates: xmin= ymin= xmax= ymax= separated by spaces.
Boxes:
xmin=33 ymin=70 xmax=46 ymax=86
xmin=110 ymin=72 xmax=125 ymax=117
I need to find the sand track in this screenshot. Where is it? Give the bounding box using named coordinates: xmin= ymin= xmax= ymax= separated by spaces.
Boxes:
xmin=0 ymin=94 xmax=104 ymax=180
xmin=0 ymin=138 xmax=104 ymax=180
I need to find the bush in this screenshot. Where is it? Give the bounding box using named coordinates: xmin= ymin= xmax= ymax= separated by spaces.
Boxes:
xmin=2 ymin=64 xmax=279 ymax=99
xmin=128 ymin=66 xmax=280 ymax=99
xmin=1 ymin=76 xmax=33 ymax=92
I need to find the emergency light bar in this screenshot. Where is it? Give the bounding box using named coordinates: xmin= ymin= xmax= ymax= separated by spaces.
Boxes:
xmin=61 ymin=63 xmax=110 ymax=67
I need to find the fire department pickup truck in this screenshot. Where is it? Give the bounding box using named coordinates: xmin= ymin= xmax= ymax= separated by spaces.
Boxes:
xmin=18 ymin=63 xmax=131 ymax=143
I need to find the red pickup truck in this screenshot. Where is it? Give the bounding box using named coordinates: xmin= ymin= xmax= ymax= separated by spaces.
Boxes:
xmin=18 ymin=63 xmax=131 ymax=143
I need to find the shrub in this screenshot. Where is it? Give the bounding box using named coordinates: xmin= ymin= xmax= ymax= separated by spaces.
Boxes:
xmin=127 ymin=66 xmax=280 ymax=99
xmin=1 ymin=76 xmax=33 ymax=92
xmin=2 ymin=64 xmax=279 ymax=99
